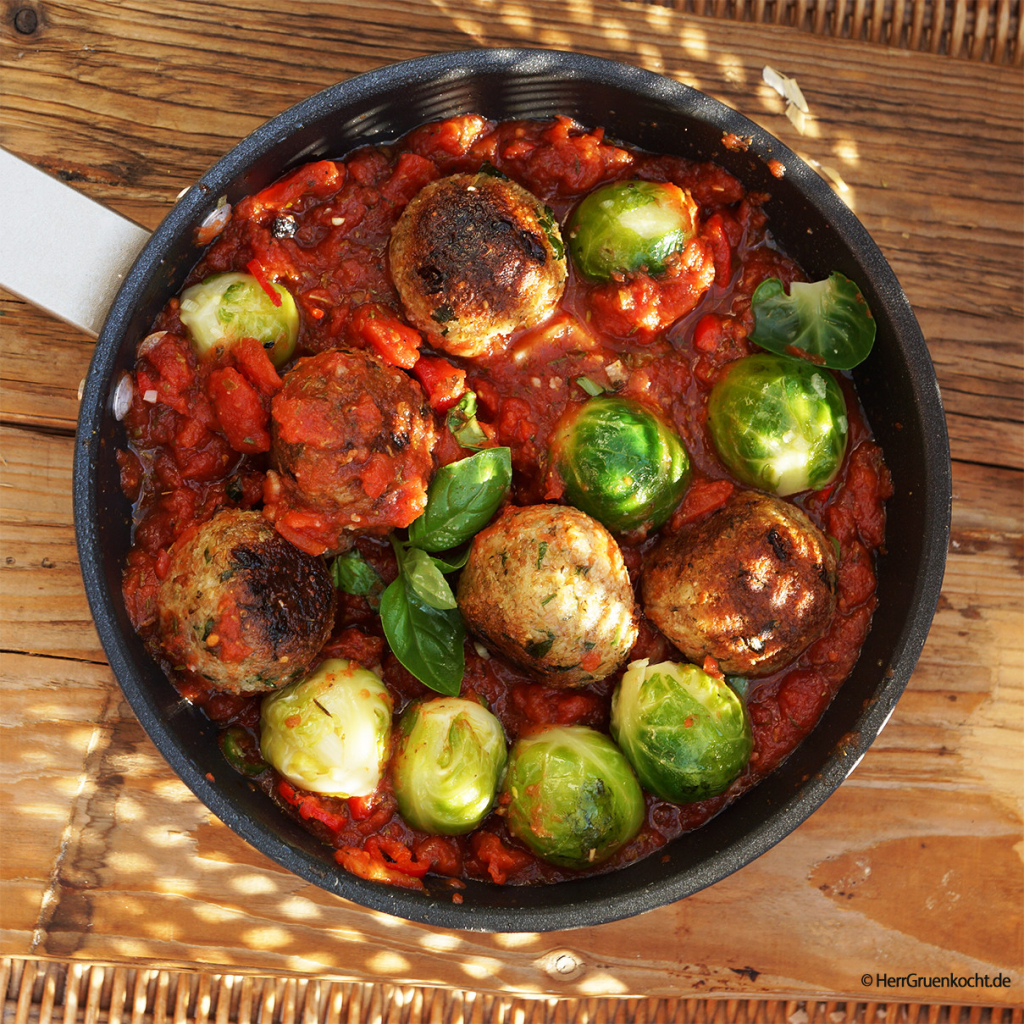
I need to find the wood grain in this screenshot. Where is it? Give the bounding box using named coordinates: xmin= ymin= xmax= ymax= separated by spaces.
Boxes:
xmin=1 ymin=0 xmax=1021 ymax=1005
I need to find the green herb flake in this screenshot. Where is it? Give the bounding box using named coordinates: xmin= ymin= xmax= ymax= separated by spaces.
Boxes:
xmin=431 ymin=303 xmax=458 ymax=325
xmin=525 ymin=634 xmax=556 ymax=660
xmin=539 ymin=205 xmax=565 ymax=260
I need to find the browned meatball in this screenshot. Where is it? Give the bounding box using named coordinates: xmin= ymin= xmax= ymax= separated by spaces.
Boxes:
xmin=155 ymin=509 xmax=336 ymax=693
xmin=389 ymin=172 xmax=567 ymax=358
xmin=456 ymin=504 xmax=638 ymax=687
xmin=264 ymin=348 xmax=436 ymax=556
xmin=642 ymin=490 xmax=837 ymax=677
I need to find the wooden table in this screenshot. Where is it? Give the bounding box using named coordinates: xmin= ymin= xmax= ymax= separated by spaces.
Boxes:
xmin=2 ymin=0 xmax=1021 ymax=1008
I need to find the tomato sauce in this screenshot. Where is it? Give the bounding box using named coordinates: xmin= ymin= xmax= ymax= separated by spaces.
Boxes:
xmin=118 ymin=114 xmax=891 ymax=890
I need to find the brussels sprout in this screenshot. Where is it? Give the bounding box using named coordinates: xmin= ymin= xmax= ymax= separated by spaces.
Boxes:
xmin=392 ymin=697 xmax=508 ymax=835
xmin=707 ymin=353 xmax=848 ymax=496
xmin=549 ymin=396 xmax=691 ymax=533
xmin=610 ymin=659 xmax=752 ymax=803
xmin=503 ymin=725 xmax=645 ymax=870
xmin=566 ymin=180 xmax=698 ymax=282
xmin=179 ymin=271 xmax=299 ymax=367
xmin=260 ymin=659 xmax=392 ymax=797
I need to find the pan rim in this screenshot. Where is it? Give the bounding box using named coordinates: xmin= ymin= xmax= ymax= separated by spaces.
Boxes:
xmin=72 ymin=46 xmax=951 ymax=932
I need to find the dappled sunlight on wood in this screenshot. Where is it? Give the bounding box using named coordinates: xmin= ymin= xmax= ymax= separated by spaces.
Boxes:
xmin=425 ymin=0 xmax=868 ymax=213
xmin=367 ymin=949 xmax=414 ymax=974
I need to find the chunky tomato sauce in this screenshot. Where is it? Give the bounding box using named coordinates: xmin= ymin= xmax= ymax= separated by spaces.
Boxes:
xmin=119 ymin=115 xmax=891 ymax=890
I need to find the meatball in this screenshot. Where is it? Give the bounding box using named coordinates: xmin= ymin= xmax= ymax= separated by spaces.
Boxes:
xmin=389 ymin=172 xmax=567 ymax=358
xmin=456 ymin=504 xmax=638 ymax=687
xmin=642 ymin=490 xmax=838 ymax=677
xmin=264 ymin=348 xmax=436 ymax=556
xmin=155 ymin=509 xmax=336 ymax=693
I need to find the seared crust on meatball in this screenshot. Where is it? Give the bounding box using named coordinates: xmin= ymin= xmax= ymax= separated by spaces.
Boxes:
xmin=264 ymin=348 xmax=436 ymax=556
xmin=457 ymin=504 xmax=638 ymax=687
xmin=156 ymin=509 xmax=336 ymax=693
xmin=389 ymin=172 xmax=567 ymax=358
xmin=643 ymin=490 xmax=838 ymax=677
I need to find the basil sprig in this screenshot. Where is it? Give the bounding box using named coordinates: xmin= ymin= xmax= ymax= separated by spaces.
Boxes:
xmin=381 ymin=447 xmax=512 ymax=695
xmin=381 ymin=545 xmax=466 ymax=696
xmin=749 ymin=272 xmax=876 ymax=370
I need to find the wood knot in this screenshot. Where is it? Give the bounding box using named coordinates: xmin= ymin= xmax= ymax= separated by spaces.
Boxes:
xmin=13 ymin=5 xmax=40 ymax=35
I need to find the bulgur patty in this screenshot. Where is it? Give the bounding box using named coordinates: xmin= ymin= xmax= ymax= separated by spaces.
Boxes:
xmin=456 ymin=504 xmax=638 ymax=687
xmin=264 ymin=348 xmax=436 ymax=556
xmin=642 ymin=489 xmax=838 ymax=677
xmin=389 ymin=172 xmax=567 ymax=358
xmin=155 ymin=509 xmax=336 ymax=693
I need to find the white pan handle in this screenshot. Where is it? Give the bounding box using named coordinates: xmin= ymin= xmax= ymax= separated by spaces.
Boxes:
xmin=0 ymin=147 xmax=152 ymax=337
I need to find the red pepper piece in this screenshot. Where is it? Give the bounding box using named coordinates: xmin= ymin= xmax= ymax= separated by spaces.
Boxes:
xmin=248 ymin=159 xmax=344 ymax=216
xmin=246 ymin=258 xmax=283 ymax=307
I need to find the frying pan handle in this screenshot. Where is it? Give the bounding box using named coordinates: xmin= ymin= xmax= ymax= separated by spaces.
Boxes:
xmin=0 ymin=147 xmax=151 ymax=337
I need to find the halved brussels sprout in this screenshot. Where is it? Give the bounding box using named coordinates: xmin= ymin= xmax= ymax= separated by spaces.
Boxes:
xmin=391 ymin=696 xmax=508 ymax=835
xmin=549 ymin=396 xmax=691 ymax=533
xmin=259 ymin=659 xmax=392 ymax=797
xmin=707 ymin=353 xmax=848 ymax=496
xmin=502 ymin=725 xmax=645 ymax=870
xmin=610 ymin=659 xmax=752 ymax=803
xmin=566 ymin=180 xmax=699 ymax=282
xmin=179 ymin=271 xmax=299 ymax=367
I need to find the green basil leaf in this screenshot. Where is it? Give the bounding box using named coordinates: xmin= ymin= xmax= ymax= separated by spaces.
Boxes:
xmin=408 ymin=447 xmax=512 ymax=552
xmin=446 ymin=389 xmax=490 ymax=450
xmin=380 ymin=575 xmax=465 ymax=696
xmin=402 ymin=545 xmax=458 ymax=610
xmin=330 ymin=548 xmax=383 ymax=609
xmin=430 ymin=548 xmax=469 ymax=573
xmin=749 ymin=272 xmax=876 ymax=370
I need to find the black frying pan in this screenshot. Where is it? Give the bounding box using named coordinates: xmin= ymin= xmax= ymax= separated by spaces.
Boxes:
xmin=72 ymin=47 xmax=951 ymax=932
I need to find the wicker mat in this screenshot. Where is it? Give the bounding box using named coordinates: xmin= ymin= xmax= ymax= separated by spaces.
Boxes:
xmin=2 ymin=961 xmax=1021 ymax=1024
xmin=628 ymin=0 xmax=1022 ymax=63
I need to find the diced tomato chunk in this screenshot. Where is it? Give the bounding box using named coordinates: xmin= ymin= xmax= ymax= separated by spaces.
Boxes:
xmin=469 ymin=831 xmax=533 ymax=885
xmin=349 ymin=303 xmax=422 ymax=368
xmin=359 ymin=452 xmax=393 ymax=500
xmin=671 ymin=479 xmax=735 ymax=529
xmin=413 ymin=356 xmax=467 ymax=411
xmin=207 ymin=367 xmax=271 ymax=453
xmin=232 ymin=336 xmax=284 ymax=395
xmin=334 ymin=846 xmax=426 ymax=890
